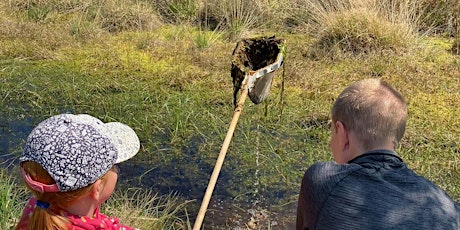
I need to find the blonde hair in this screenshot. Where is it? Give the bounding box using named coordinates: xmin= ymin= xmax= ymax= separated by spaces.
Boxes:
xmin=331 ymin=78 xmax=407 ymax=150
xmin=17 ymin=161 xmax=110 ymax=230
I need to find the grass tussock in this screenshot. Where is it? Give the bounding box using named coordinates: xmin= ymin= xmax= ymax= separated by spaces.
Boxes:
xmin=310 ymin=9 xmax=412 ymax=58
xmin=6 ymin=0 xmax=162 ymax=33
xmin=417 ymin=0 xmax=459 ymax=35
xmin=95 ymin=0 xmax=162 ymax=33
xmin=0 ymin=0 xmax=163 ymax=59
xmin=297 ymin=0 xmax=419 ymax=59
xmin=199 ymin=0 xmax=267 ymax=41
xmin=155 ymin=0 xmax=198 ymax=24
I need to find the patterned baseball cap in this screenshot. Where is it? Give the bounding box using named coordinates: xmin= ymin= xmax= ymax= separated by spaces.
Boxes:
xmin=20 ymin=114 xmax=140 ymax=192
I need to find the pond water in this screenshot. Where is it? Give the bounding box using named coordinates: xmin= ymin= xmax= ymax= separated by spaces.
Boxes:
xmin=0 ymin=111 xmax=298 ymax=228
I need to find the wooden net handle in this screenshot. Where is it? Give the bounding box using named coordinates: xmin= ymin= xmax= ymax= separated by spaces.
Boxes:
xmin=192 ymin=76 xmax=249 ymax=230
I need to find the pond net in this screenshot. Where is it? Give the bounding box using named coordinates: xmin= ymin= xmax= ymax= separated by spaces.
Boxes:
xmin=231 ymin=36 xmax=285 ymax=106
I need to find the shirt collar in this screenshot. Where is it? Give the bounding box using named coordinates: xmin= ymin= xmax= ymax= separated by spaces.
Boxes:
xmin=348 ymin=149 xmax=403 ymax=164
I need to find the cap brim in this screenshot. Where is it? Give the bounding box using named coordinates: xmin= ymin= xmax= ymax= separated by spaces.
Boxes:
xmin=104 ymin=122 xmax=140 ymax=163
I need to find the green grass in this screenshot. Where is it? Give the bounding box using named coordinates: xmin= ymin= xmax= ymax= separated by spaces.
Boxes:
xmin=0 ymin=168 xmax=192 ymax=229
xmin=103 ymin=189 xmax=193 ymax=229
xmin=0 ymin=169 xmax=27 ymax=229
xmin=0 ymin=0 xmax=459 ymax=228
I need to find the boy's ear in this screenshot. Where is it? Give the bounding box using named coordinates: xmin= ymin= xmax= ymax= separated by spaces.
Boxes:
xmin=336 ymin=121 xmax=350 ymax=153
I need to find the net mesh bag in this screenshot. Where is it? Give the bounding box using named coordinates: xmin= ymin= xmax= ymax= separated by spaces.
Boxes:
xmin=231 ymin=36 xmax=285 ymax=106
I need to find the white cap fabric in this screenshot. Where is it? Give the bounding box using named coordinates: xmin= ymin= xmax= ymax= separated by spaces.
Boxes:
xmin=20 ymin=114 xmax=140 ymax=192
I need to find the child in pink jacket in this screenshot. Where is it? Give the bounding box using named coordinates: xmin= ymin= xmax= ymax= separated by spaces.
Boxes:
xmin=16 ymin=114 xmax=140 ymax=230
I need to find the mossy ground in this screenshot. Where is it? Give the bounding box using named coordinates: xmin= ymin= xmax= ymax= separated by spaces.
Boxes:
xmin=0 ymin=1 xmax=459 ymax=228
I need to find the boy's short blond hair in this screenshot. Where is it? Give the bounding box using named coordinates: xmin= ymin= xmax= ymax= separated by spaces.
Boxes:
xmin=331 ymin=78 xmax=407 ymax=150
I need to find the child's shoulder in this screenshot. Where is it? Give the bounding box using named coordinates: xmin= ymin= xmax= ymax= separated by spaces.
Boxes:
xmin=67 ymin=209 xmax=139 ymax=230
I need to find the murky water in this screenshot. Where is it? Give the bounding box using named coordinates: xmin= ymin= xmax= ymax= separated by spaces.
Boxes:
xmin=0 ymin=110 xmax=297 ymax=228
xmin=0 ymin=111 xmax=34 ymax=168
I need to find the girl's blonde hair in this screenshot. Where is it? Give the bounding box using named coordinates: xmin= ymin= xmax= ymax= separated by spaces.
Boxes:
xmin=17 ymin=161 xmax=110 ymax=230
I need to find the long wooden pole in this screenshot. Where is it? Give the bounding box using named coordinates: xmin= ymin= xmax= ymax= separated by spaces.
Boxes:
xmin=192 ymin=76 xmax=249 ymax=230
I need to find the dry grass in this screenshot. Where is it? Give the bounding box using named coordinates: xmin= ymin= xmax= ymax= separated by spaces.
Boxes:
xmin=155 ymin=0 xmax=198 ymax=24
xmin=103 ymin=188 xmax=193 ymax=229
xmin=207 ymin=0 xmax=266 ymax=41
xmin=452 ymin=37 xmax=460 ymax=55
xmin=95 ymin=0 xmax=162 ymax=32
xmin=295 ymin=0 xmax=420 ymax=59
xmin=5 ymin=0 xmax=162 ymax=33
xmin=417 ymin=0 xmax=459 ymax=35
